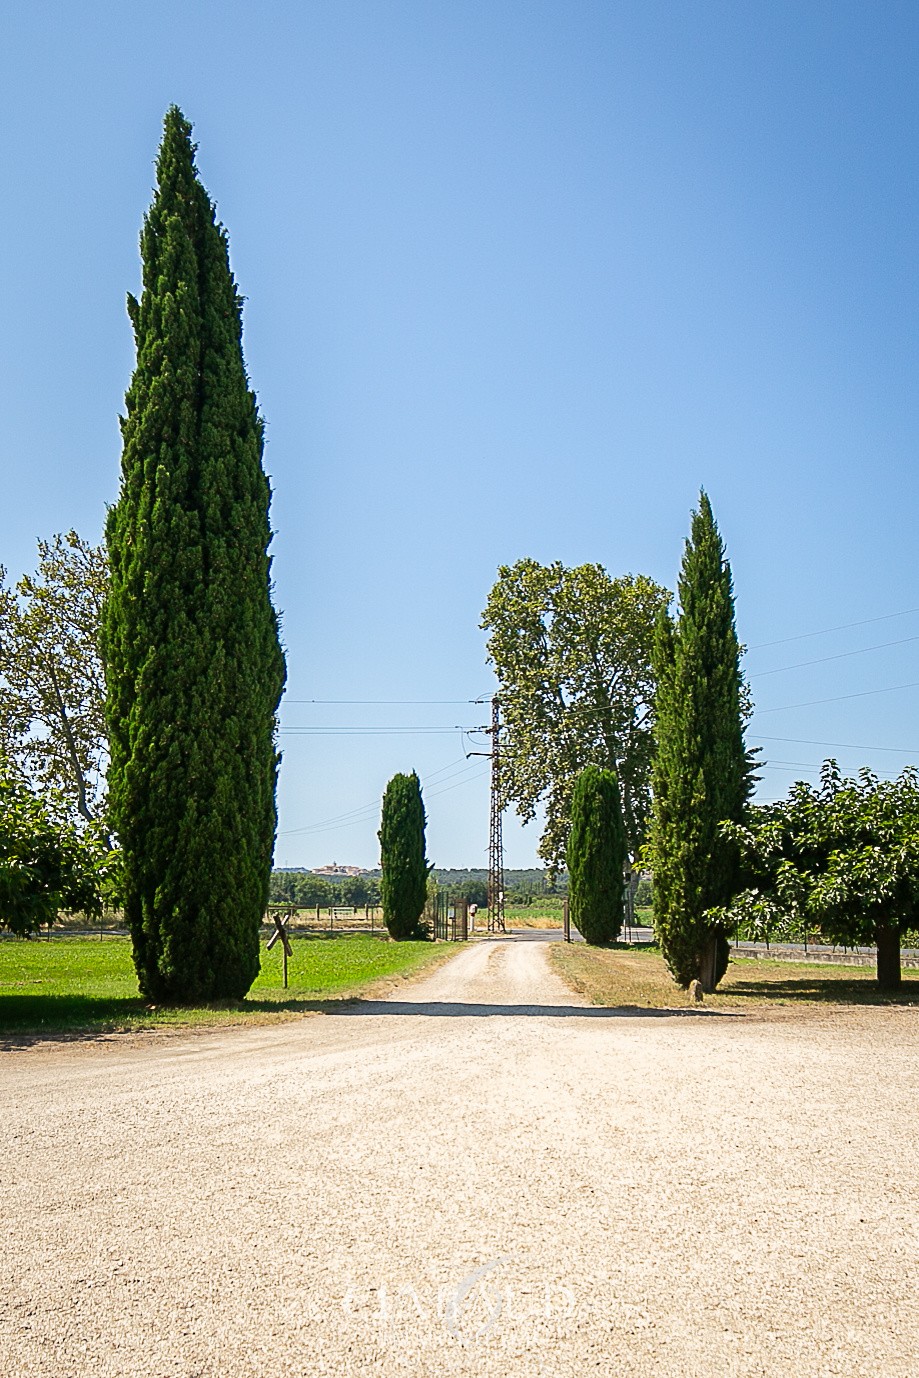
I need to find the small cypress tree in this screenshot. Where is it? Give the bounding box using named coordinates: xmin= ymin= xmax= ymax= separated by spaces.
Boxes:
xmin=103 ymin=108 xmax=286 ymax=1002
xmin=649 ymin=492 xmax=751 ymax=991
xmin=379 ymin=772 xmax=429 ymax=940
xmin=567 ymin=765 xmax=627 ymax=945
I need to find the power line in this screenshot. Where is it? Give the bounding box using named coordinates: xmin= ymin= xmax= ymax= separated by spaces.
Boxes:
xmin=756 ymin=680 xmax=919 ymax=714
xmin=758 ymin=760 xmax=903 ymax=780
xmin=278 ymin=727 xmax=473 ymax=736
xmin=751 ymin=734 xmax=919 ymax=756
xmin=750 ymin=633 xmax=919 ymax=679
xmin=277 ymin=767 xmax=488 ymax=839
xmin=282 ymin=698 xmax=480 ymax=706
xmin=748 ymin=606 xmax=919 ymax=651
xmin=276 ymin=758 xmax=484 ymax=837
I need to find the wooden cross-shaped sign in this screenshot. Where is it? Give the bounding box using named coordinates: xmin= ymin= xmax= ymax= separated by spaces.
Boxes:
xmin=266 ymin=911 xmax=294 ymax=988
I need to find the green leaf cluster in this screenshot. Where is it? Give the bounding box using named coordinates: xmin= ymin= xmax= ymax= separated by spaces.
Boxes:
xmin=567 ymin=765 xmax=627 ymax=945
xmin=716 ymin=760 xmax=919 ymax=990
xmin=0 ymin=762 xmax=108 ymax=935
xmin=102 ymin=108 xmax=286 ymax=1003
xmin=378 ymin=772 xmax=429 ymax=940
xmin=0 ymin=533 xmax=108 ymax=825
xmin=482 ymin=559 xmax=670 ymax=872
xmin=649 ymin=492 xmax=753 ymax=990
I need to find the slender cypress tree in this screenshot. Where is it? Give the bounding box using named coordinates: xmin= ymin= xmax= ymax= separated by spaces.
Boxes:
xmin=567 ymin=765 xmax=627 ymax=945
xmin=103 ymin=108 xmax=286 ymax=1002
xmin=379 ymin=772 xmax=429 ymax=940
xmin=649 ymin=492 xmax=751 ymax=991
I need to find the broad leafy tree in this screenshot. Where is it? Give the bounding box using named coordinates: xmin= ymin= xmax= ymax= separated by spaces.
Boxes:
xmin=0 ymin=533 xmax=108 ymax=825
xmin=567 ymin=765 xmax=627 ymax=944
xmin=379 ymin=772 xmax=429 ymax=939
xmin=482 ymin=560 xmax=670 ymax=872
xmin=0 ymin=760 xmax=107 ymax=935
xmin=717 ymin=761 xmax=919 ymax=991
xmin=649 ymin=493 xmax=754 ymax=991
xmin=103 ymin=108 xmax=286 ymax=1003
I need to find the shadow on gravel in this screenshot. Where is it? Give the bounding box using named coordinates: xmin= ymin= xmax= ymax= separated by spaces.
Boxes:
xmin=329 ymin=999 xmax=737 ymax=1019
xmin=0 ymin=994 xmax=331 ymax=1050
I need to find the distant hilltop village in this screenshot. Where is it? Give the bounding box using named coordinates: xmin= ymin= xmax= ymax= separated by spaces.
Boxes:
xmin=310 ymin=862 xmax=369 ymax=878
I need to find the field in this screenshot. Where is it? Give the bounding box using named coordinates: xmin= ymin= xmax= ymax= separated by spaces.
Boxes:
xmin=550 ymin=940 xmax=919 ymax=1008
xmin=500 ymin=901 xmax=654 ymax=929
xmin=0 ymin=933 xmax=451 ymax=1037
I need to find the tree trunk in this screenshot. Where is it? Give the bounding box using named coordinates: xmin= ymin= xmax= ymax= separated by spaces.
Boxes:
xmin=875 ymin=921 xmax=901 ymax=992
xmin=699 ymin=935 xmax=718 ymax=993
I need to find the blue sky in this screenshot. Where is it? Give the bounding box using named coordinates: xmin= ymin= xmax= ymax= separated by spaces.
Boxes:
xmin=2 ymin=1 xmax=918 ymax=868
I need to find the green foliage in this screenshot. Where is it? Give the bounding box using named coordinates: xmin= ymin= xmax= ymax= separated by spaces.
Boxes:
xmin=649 ymin=492 xmax=753 ymax=990
xmin=454 ymin=877 xmax=488 ymax=907
xmin=102 ymin=108 xmax=286 ymax=1003
xmin=482 ymin=559 xmax=670 ymax=871
xmin=567 ymin=766 xmax=627 ymax=944
xmin=715 ymin=761 xmax=919 ymax=990
xmin=634 ymin=876 xmax=653 ymax=908
xmin=268 ymin=872 xmax=381 ymax=907
xmin=379 ymin=772 xmax=429 ymax=939
xmin=0 ymin=763 xmax=108 ymax=935
xmin=0 ymin=533 xmax=108 ymax=824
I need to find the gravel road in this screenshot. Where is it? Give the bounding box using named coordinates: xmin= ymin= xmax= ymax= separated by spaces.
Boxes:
xmin=2 ymin=937 xmax=918 ymax=1377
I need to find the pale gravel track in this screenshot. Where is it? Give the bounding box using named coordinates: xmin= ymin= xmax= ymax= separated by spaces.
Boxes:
xmin=2 ymin=937 xmax=918 ymax=1377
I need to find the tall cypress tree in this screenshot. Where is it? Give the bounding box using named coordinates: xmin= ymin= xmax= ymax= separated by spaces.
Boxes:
xmin=103 ymin=108 xmax=286 ymax=1002
xmin=649 ymin=492 xmax=751 ymax=991
xmin=379 ymin=772 xmax=429 ymax=940
xmin=567 ymin=765 xmax=627 ymax=945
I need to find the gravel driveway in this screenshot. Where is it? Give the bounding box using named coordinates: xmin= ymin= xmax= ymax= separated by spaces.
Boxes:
xmin=2 ymin=937 xmax=918 ymax=1377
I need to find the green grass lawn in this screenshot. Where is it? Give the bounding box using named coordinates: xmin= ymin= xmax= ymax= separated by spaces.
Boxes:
xmin=0 ymin=933 xmax=449 ymax=1038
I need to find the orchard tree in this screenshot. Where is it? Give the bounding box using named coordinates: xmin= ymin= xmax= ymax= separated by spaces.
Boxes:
xmin=482 ymin=560 xmax=670 ymax=872
xmin=567 ymin=765 xmax=627 ymax=944
xmin=103 ymin=108 xmax=286 ymax=1003
xmin=0 ymin=533 xmax=108 ymax=825
xmin=649 ymin=493 xmax=754 ymax=991
xmin=379 ymin=772 xmax=429 ymax=939
xmin=0 ymin=761 xmax=108 ymax=935
xmin=716 ymin=761 xmax=919 ymax=992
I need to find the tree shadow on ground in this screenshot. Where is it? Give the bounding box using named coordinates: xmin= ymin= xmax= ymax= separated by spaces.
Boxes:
xmin=0 ymin=990 xmax=740 ymax=1049
xmin=724 ymin=975 xmax=919 ymax=1006
xmin=324 ymin=999 xmax=736 ymax=1020
xmin=0 ymin=993 xmax=339 ymax=1049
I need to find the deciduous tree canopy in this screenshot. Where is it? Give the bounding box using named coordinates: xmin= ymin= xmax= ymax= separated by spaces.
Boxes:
xmin=481 ymin=559 xmax=670 ymax=873
xmin=0 ymin=760 xmax=108 ymax=936
xmin=716 ymin=760 xmax=919 ymax=991
xmin=0 ymin=533 xmax=108 ymax=825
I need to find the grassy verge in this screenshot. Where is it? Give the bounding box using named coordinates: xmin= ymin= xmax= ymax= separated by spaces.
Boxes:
xmin=550 ymin=942 xmax=919 ymax=1010
xmin=0 ymin=933 xmax=453 ymax=1038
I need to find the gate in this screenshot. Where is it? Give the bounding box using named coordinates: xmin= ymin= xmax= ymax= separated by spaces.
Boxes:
xmin=430 ymin=893 xmax=469 ymax=942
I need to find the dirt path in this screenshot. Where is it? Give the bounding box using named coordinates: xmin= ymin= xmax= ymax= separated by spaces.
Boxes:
xmin=2 ymin=939 xmax=918 ymax=1377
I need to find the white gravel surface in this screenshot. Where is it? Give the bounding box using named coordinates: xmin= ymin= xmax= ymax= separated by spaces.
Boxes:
xmin=2 ymin=936 xmax=918 ymax=1377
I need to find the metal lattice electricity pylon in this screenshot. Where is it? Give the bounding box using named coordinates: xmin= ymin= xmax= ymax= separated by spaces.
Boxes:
xmin=486 ymin=695 xmax=506 ymax=933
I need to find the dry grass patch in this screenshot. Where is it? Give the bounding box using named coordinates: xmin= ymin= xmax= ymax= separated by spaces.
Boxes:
xmin=550 ymin=941 xmax=919 ymax=1011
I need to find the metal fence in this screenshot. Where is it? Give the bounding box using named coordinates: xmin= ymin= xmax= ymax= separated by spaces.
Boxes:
xmin=428 ymin=894 xmax=469 ymax=942
xmin=264 ymin=904 xmax=386 ymax=936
